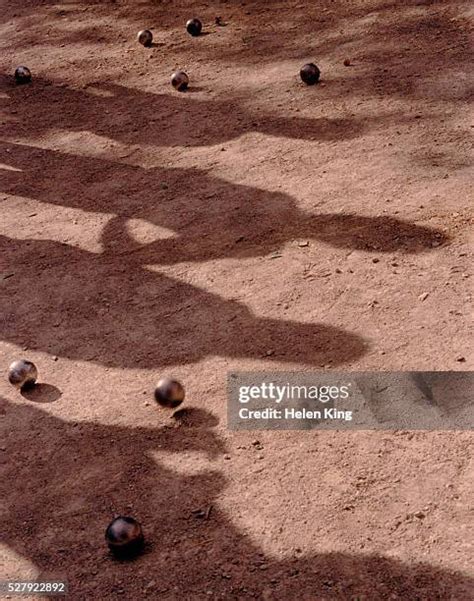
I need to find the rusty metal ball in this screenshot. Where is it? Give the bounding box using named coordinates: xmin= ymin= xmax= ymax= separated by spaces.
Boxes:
xmin=300 ymin=63 xmax=320 ymax=85
xmin=186 ymin=18 xmax=202 ymax=37
xmin=8 ymin=360 xmax=38 ymax=389
xmin=137 ymin=30 xmax=153 ymax=47
xmin=14 ymin=66 xmax=32 ymax=85
xmin=154 ymin=378 xmax=185 ymax=409
xmin=171 ymin=70 xmax=189 ymax=91
xmin=105 ymin=516 xmax=144 ymax=558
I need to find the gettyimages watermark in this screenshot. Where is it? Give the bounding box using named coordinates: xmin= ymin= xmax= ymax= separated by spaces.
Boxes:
xmin=227 ymin=371 xmax=474 ymax=430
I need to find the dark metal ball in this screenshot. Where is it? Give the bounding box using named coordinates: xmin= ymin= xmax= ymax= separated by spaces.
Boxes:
xmin=105 ymin=516 xmax=144 ymax=558
xmin=300 ymin=63 xmax=320 ymax=85
xmin=186 ymin=18 xmax=202 ymax=37
xmin=154 ymin=378 xmax=185 ymax=409
xmin=8 ymin=359 xmax=38 ymax=389
xmin=14 ymin=66 xmax=32 ymax=85
xmin=171 ymin=70 xmax=189 ymax=91
xmin=137 ymin=30 xmax=153 ymax=47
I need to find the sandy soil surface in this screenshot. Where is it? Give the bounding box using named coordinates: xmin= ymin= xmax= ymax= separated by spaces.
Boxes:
xmin=0 ymin=0 xmax=473 ymax=599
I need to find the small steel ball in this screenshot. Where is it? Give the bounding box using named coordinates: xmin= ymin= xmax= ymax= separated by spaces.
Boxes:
xmin=171 ymin=70 xmax=189 ymax=91
xmin=8 ymin=359 xmax=38 ymax=389
xmin=105 ymin=516 xmax=144 ymax=558
xmin=186 ymin=18 xmax=202 ymax=37
xmin=300 ymin=63 xmax=320 ymax=85
xmin=14 ymin=66 xmax=32 ymax=85
xmin=137 ymin=30 xmax=153 ymax=47
xmin=154 ymin=378 xmax=185 ymax=409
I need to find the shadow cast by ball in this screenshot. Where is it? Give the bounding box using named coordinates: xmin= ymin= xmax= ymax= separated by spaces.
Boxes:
xmin=21 ymin=383 xmax=62 ymax=404
xmin=184 ymin=86 xmax=206 ymax=93
xmin=172 ymin=407 xmax=219 ymax=428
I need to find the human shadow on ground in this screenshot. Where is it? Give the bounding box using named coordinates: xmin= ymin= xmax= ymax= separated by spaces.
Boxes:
xmin=0 ymin=233 xmax=366 ymax=368
xmin=1 ymin=399 xmax=473 ymax=600
xmin=0 ymin=138 xmax=448 ymax=368
xmin=0 ymin=142 xmax=449 ymax=261
xmin=1 ymin=77 xmax=369 ymax=147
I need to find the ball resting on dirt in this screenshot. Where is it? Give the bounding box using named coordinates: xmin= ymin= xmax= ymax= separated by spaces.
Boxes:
xmin=105 ymin=516 xmax=144 ymax=558
xmin=8 ymin=359 xmax=38 ymax=389
xmin=137 ymin=30 xmax=153 ymax=47
xmin=154 ymin=378 xmax=185 ymax=409
xmin=14 ymin=66 xmax=32 ymax=85
xmin=186 ymin=18 xmax=202 ymax=37
xmin=171 ymin=70 xmax=189 ymax=91
xmin=300 ymin=63 xmax=320 ymax=85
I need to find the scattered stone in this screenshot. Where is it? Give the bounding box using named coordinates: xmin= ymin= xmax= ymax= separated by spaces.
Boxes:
xmin=456 ymin=356 xmax=466 ymax=363
xmin=418 ymin=292 xmax=429 ymax=301
xmin=372 ymin=257 xmax=380 ymax=263
xmin=191 ymin=508 xmax=207 ymax=519
xmin=414 ymin=511 xmax=426 ymax=519
xmin=298 ymin=240 xmax=309 ymax=247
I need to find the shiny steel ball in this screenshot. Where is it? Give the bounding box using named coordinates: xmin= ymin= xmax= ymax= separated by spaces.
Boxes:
xmin=186 ymin=18 xmax=202 ymax=37
xmin=105 ymin=516 xmax=144 ymax=558
xmin=171 ymin=70 xmax=189 ymax=91
xmin=154 ymin=378 xmax=185 ymax=409
xmin=137 ymin=30 xmax=153 ymax=47
xmin=300 ymin=63 xmax=320 ymax=85
xmin=8 ymin=360 xmax=38 ymax=389
xmin=14 ymin=66 xmax=32 ymax=85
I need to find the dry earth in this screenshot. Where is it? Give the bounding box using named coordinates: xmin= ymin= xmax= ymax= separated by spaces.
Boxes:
xmin=0 ymin=1 xmax=473 ymax=600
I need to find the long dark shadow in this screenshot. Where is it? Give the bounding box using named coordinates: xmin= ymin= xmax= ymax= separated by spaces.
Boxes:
xmin=1 ymin=399 xmax=473 ymax=600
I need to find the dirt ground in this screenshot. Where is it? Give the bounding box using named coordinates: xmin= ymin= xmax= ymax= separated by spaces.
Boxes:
xmin=0 ymin=0 xmax=473 ymax=599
